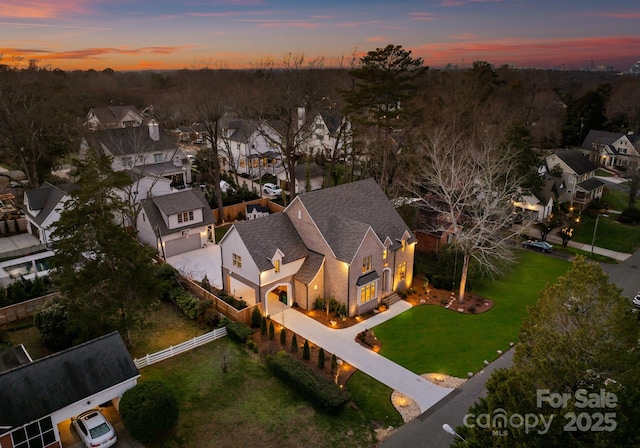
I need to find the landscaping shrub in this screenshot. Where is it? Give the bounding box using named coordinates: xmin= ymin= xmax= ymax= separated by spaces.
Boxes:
xmin=280 ymin=327 xmax=286 ymax=346
xmin=318 ymin=347 xmax=325 ymax=370
xmin=224 ymin=319 xmax=252 ymax=344
xmin=303 ymin=340 xmax=310 ymax=360
xmin=168 ymin=287 xmax=200 ymax=320
xmin=260 ymin=316 xmax=267 ymax=335
xmin=331 ymin=354 xmax=338 ymax=375
xmin=466 ymin=305 xmax=476 ymax=313
xmin=290 ymin=334 xmax=298 ymax=353
xmin=33 ymin=301 xmax=75 ymax=351
xmin=620 ymin=207 xmax=640 ymax=224
xmin=313 ymin=297 xmax=325 ymax=310
xmin=336 ymin=303 xmax=347 ymax=318
xmin=212 ymin=287 xmax=248 ymax=310
xmin=251 ymin=307 xmax=262 ymax=328
xmin=119 ymin=381 xmax=179 ymax=443
xmin=269 ymin=321 xmax=275 ymax=340
xmin=265 ymin=351 xmax=351 ymax=413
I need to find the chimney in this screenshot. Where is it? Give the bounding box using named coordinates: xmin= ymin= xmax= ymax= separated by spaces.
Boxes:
xmin=297 ymin=106 xmax=306 ymax=131
xmin=148 ymin=119 xmax=160 ymax=141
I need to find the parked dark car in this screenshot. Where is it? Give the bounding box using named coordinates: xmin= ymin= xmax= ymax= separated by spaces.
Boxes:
xmin=522 ymin=240 xmax=553 ymax=253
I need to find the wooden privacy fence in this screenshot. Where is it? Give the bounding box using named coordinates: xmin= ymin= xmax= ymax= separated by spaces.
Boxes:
xmin=213 ymin=198 xmax=284 ymax=224
xmin=133 ymin=326 xmax=228 ymax=369
xmin=181 ymin=277 xmax=261 ymax=326
xmin=0 ymin=292 xmax=59 ymax=325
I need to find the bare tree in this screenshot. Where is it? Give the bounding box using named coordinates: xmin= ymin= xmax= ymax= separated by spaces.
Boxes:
xmin=624 ymin=163 xmax=640 ymax=210
xmin=410 ymin=129 xmax=530 ymax=303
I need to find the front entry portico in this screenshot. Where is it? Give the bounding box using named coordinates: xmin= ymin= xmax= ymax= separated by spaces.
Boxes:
xmin=265 ymin=284 xmax=291 ymax=316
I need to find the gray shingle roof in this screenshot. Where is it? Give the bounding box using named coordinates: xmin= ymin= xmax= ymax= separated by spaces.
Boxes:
xmin=233 ymin=213 xmax=308 ymax=272
xmin=140 ymin=189 xmax=215 ymax=236
xmin=293 ymin=251 xmax=324 ymax=284
xmin=84 ymin=126 xmax=177 ymax=156
xmin=290 ymin=178 xmax=413 ymax=262
xmin=293 ymin=163 xmax=325 ymax=181
xmin=577 ymin=177 xmax=605 ymax=192
xmin=581 ymin=130 xmax=623 ymax=151
xmin=23 ymin=182 xmax=70 ymax=226
xmin=553 ymin=148 xmax=597 ymax=175
xmin=0 ymin=332 xmax=138 ymax=429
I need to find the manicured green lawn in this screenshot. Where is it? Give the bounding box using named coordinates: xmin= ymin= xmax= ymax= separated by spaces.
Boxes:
xmin=570 ymin=214 xmax=640 ymax=254
xmin=602 ymin=187 xmax=633 ymax=211
xmin=372 ymin=252 xmax=570 ymax=378
xmin=141 ymin=338 xmax=384 ymax=448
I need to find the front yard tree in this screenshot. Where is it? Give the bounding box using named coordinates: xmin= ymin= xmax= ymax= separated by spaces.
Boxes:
xmin=50 ymin=151 xmax=162 ymax=346
xmin=623 ymin=163 xmax=640 ymax=210
xmin=411 ymin=129 xmax=527 ymax=303
xmin=343 ymin=44 xmax=427 ymax=194
xmin=454 ymin=257 xmax=640 ymax=447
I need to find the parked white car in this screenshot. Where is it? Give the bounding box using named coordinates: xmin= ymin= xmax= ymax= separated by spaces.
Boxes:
xmin=263 ymin=183 xmax=282 ymax=196
xmin=72 ymin=409 xmax=117 ymax=448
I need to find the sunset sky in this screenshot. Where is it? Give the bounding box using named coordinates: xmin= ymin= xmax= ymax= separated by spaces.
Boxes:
xmin=1 ymin=0 xmax=639 ymax=72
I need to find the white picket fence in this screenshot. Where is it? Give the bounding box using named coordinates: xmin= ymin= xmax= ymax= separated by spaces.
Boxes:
xmin=133 ymin=326 xmax=228 ymax=369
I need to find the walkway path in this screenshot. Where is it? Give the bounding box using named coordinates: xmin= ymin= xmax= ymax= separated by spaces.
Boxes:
xmin=270 ymin=301 xmax=454 ymax=414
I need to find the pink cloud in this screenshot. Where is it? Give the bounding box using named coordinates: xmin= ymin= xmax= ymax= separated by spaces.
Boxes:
xmin=0 ymin=1 xmax=90 ymax=19
xmin=365 ymin=36 xmax=388 ymax=43
xmin=410 ymin=11 xmax=438 ymax=21
xmin=449 ymin=33 xmax=479 ymax=40
xmin=441 ymin=0 xmax=504 ymax=6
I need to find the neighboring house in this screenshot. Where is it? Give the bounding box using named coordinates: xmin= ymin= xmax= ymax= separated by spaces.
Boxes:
xmin=297 ymin=108 xmax=352 ymax=159
xmin=171 ymin=126 xmax=196 ymax=143
xmin=545 ymin=148 xmax=604 ymax=209
xmin=0 ymin=332 xmax=139 ymax=448
xmin=276 ymin=162 xmax=325 ymax=194
xmin=580 ymin=130 xmax=640 ymax=168
xmin=246 ymin=203 xmax=269 ymax=220
xmin=219 ymin=178 xmax=415 ymax=317
xmin=85 ymin=105 xmax=146 ymax=130
xmin=23 ymin=182 xmax=74 ymax=246
xmin=137 ymin=188 xmax=215 ymax=258
xmin=217 ymin=116 xmax=282 ymax=177
xmin=0 ymin=250 xmax=54 ymax=286
xmin=82 ymin=120 xmax=192 ymax=188
xmin=513 ymin=177 xmax=555 ymax=222
xmin=413 ymin=196 xmax=457 ymax=254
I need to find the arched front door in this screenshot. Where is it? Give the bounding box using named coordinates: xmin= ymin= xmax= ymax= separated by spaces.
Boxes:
xmin=382 ymin=268 xmax=391 ymax=292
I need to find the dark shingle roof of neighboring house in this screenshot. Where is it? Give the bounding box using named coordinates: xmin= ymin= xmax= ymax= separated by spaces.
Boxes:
xmin=233 ymin=212 xmax=308 ymax=272
xmin=140 ymin=189 xmax=215 ymax=236
xmin=577 ymin=177 xmax=605 ymax=192
xmin=219 ymin=116 xmax=265 ymax=143
xmin=84 ymin=126 xmax=177 ymax=157
xmin=0 ymin=345 xmax=31 ymax=374
xmin=319 ymin=110 xmax=344 ymax=134
xmin=291 ymin=178 xmax=414 ymax=262
xmin=294 ymin=251 xmax=324 ymax=285
xmin=0 ymin=332 xmax=138 ymax=429
xmin=293 ymin=163 xmax=325 ymax=181
xmin=553 ymin=148 xmax=597 ymax=175
xmin=88 ymin=106 xmax=140 ymax=128
xmin=581 ymin=130 xmax=622 ymax=151
xmin=23 ymin=182 xmax=74 ymax=225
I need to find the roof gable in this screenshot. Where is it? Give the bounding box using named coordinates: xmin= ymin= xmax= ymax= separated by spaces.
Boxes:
xmin=0 ymin=332 xmax=138 ymax=428
xmin=24 ymin=182 xmax=73 ymax=225
xmin=549 ymin=148 xmax=596 ymax=175
xmin=287 ymin=178 xmax=413 ymax=262
xmin=140 ymin=189 xmax=215 ymax=235
xmin=233 ymin=213 xmax=308 ymax=272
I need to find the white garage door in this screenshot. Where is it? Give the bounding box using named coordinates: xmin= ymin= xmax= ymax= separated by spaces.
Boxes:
xmin=164 ymin=235 xmax=201 ymax=258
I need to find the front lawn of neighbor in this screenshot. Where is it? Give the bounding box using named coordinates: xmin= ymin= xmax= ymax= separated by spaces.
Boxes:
xmin=570 ymin=214 xmax=640 ymax=254
xmin=141 ymin=338 xmax=384 ymax=448
xmin=372 ymin=251 xmax=570 ymax=378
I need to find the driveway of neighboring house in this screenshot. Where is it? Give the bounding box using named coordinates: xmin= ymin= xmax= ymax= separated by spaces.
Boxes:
xmin=166 ymin=244 xmax=223 ymax=288
xmin=270 ymin=301 xmax=454 ymax=414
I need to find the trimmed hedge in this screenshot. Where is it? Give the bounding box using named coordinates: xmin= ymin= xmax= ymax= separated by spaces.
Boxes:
xmin=224 ymin=319 xmax=252 ymax=343
xmin=119 ymin=381 xmax=179 ymax=443
xmin=169 ymin=287 xmax=200 ymax=320
xmin=265 ymin=350 xmax=351 ymax=413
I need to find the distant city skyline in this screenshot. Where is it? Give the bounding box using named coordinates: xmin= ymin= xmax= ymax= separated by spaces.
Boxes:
xmin=1 ymin=0 xmax=639 ymax=72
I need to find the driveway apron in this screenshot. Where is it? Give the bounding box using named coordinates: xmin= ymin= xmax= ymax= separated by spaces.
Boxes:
xmin=270 ymin=301 xmax=453 ymax=413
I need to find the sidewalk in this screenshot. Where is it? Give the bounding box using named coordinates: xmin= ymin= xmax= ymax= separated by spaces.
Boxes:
xmin=270 ymin=301 xmax=454 ymax=414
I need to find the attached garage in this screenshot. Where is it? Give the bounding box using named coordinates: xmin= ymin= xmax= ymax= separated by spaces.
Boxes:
xmin=164 ymin=233 xmax=202 ymax=258
xmin=228 ymin=275 xmax=257 ymax=306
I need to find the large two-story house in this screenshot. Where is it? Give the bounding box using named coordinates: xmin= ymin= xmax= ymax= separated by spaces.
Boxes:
xmin=545 ymin=148 xmax=604 ymax=209
xmin=218 ymin=178 xmax=415 ymax=317
xmin=580 ymin=130 xmax=640 ymax=169
xmin=22 ymin=182 xmax=74 ymax=246
xmin=297 ymin=107 xmax=352 ymax=160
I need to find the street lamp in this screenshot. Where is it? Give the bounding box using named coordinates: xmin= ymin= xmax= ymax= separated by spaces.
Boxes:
xmin=443 ymin=423 xmax=466 ymax=442
xmin=590 ymin=213 xmax=608 ymax=257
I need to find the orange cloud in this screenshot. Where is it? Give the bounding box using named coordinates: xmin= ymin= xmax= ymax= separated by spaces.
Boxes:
xmin=1 ymin=1 xmax=90 ymax=19
xmin=2 ymin=45 xmax=195 ymax=63
xmin=365 ymin=36 xmax=388 ymax=43
xmin=449 ymin=33 xmax=479 ymax=40
xmin=441 ymin=0 xmax=504 ymax=6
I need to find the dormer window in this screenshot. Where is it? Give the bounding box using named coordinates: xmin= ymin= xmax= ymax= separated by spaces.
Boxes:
xmin=274 ymin=259 xmax=280 ymax=273
xmin=177 ymin=211 xmax=194 ymax=223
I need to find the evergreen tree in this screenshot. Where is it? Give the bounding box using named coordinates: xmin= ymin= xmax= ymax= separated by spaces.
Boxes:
xmin=268 ymin=321 xmax=275 ymax=340
xmin=302 ymin=339 xmax=310 ymax=360
xmin=50 ymin=151 xmax=162 ymax=346
xmin=261 ymin=316 xmax=267 ymax=336
xmin=290 ymin=333 xmax=298 ymax=353
xmin=280 ymin=327 xmax=286 ymax=346
xmin=317 ymin=347 xmax=325 ymax=370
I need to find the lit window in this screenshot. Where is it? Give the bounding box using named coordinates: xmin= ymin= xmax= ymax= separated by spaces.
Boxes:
xmin=382 ymin=248 xmax=388 ymax=260
xmin=398 ymin=262 xmax=407 ymax=281
xmin=252 ymin=158 xmax=259 ymax=168
xmin=360 ymin=282 xmax=376 ymax=303
xmin=233 ymin=254 xmax=242 ymax=268
xmin=274 ymin=259 xmax=280 ymax=273
xmin=362 ymin=255 xmax=372 ymax=274
xmin=240 ymin=159 xmax=246 ymax=168
xmin=177 ymin=211 xmax=194 ymax=223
